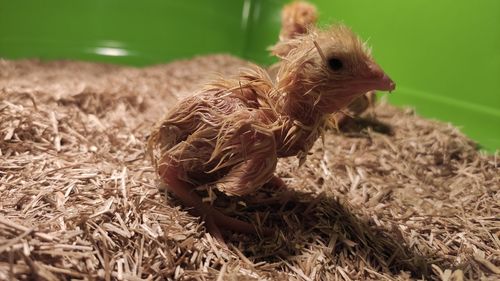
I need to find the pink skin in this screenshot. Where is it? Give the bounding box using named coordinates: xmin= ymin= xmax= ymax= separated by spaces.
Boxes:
xmin=321 ymin=62 xmax=395 ymax=114
xmin=362 ymin=62 xmax=395 ymax=92
xmin=345 ymin=62 xmax=395 ymax=97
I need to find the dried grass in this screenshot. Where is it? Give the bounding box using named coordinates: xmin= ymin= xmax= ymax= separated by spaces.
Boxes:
xmin=0 ymin=55 xmax=498 ymax=281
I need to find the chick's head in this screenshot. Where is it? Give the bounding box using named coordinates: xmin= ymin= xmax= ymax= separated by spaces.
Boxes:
xmin=272 ymin=24 xmax=395 ymax=114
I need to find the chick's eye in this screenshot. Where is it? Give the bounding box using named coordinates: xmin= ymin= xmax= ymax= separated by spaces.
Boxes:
xmin=327 ymin=57 xmax=343 ymax=71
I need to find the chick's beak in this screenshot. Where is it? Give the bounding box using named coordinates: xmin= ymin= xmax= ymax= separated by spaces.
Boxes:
xmin=366 ymin=62 xmax=395 ymax=92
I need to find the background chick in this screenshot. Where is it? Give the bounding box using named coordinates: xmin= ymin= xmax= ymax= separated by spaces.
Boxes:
xmin=149 ymin=24 xmax=395 ymax=242
xmin=278 ymin=1 xmax=318 ymax=54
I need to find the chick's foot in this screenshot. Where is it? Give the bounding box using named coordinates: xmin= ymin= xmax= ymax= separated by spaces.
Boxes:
xmin=158 ymin=160 xmax=272 ymax=243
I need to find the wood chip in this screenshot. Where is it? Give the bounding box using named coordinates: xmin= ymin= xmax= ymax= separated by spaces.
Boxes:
xmin=1 ymin=55 xmax=498 ymax=280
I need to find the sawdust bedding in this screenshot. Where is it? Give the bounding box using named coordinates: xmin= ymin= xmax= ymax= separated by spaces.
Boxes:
xmin=0 ymin=55 xmax=498 ymax=281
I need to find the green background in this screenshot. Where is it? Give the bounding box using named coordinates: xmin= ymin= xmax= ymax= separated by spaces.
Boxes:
xmin=1 ymin=0 xmax=499 ymax=152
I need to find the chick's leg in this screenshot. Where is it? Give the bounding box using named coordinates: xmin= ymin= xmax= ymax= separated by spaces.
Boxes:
xmin=265 ymin=175 xmax=288 ymax=190
xmin=158 ymin=156 xmax=266 ymax=241
xmin=214 ymin=149 xmax=278 ymax=234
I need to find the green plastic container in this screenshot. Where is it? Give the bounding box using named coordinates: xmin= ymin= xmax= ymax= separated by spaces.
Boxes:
xmin=1 ymin=0 xmax=498 ymax=152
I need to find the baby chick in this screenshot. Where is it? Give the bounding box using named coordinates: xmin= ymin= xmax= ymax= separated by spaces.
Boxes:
xmin=148 ymin=25 xmax=395 ymax=242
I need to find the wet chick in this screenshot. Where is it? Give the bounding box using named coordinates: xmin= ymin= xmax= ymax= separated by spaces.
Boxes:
xmin=279 ymin=1 xmax=318 ymax=47
xmin=268 ymin=1 xmax=317 ymax=77
xmin=148 ymin=25 xmax=395 ymax=242
xmin=271 ymin=1 xmax=377 ymax=128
